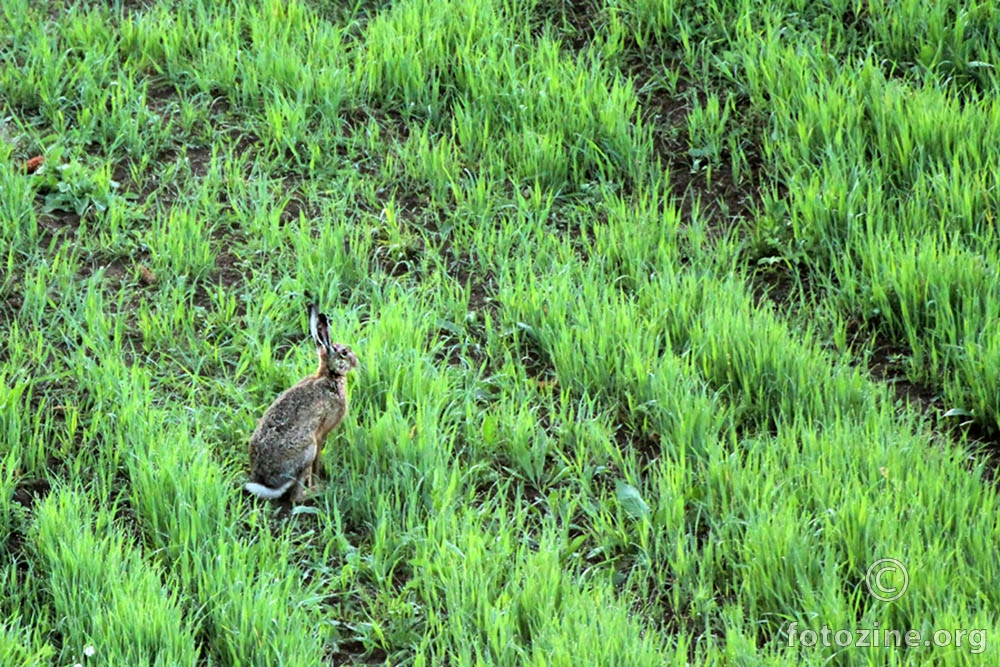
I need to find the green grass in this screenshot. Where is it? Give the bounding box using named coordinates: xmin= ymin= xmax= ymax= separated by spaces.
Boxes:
xmin=3 ymin=0 xmax=1000 ymax=664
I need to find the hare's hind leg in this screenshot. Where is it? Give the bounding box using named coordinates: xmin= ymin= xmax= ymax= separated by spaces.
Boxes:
xmin=292 ymin=440 xmax=319 ymax=501
xmin=311 ymin=433 xmax=326 ymax=483
xmin=290 ymin=468 xmax=309 ymax=502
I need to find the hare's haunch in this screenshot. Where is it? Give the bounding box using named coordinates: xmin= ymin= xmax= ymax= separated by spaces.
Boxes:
xmin=245 ymin=304 xmax=358 ymax=502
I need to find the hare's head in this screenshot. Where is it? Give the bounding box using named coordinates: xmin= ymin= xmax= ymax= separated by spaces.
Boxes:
xmin=309 ymin=303 xmax=359 ymax=377
xmin=328 ymin=341 xmax=359 ymax=376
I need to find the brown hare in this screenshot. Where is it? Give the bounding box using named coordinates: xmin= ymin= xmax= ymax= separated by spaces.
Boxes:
xmin=245 ymin=303 xmax=358 ymax=502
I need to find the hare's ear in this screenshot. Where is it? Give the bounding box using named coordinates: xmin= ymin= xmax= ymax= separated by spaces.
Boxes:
xmin=309 ymin=303 xmax=322 ymax=345
xmin=318 ymin=314 xmax=333 ymax=350
xmin=309 ymin=304 xmax=334 ymax=352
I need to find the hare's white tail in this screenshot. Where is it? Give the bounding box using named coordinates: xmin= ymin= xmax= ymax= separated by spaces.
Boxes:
xmin=245 ymin=479 xmax=297 ymax=499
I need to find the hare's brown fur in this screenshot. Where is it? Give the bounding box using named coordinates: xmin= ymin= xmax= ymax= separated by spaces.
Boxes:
xmin=246 ymin=306 xmax=358 ymax=502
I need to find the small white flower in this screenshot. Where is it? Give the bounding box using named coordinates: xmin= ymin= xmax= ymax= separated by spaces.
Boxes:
xmin=84 ymin=646 xmax=96 ymax=657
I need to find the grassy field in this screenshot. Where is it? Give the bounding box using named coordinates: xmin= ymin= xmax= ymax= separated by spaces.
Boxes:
xmin=3 ymin=0 xmax=1000 ymax=664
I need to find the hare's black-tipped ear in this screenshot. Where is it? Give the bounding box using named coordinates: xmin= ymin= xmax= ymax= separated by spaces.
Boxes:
xmin=309 ymin=304 xmax=334 ymax=352
xmin=318 ymin=314 xmax=333 ymax=350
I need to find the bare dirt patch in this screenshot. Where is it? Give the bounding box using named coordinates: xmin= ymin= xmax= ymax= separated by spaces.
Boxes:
xmin=540 ymin=0 xmax=770 ymax=237
xmin=190 ymin=241 xmax=250 ymax=313
xmin=612 ymin=415 xmax=663 ymax=469
xmin=856 ymin=326 xmax=1000 ymax=457
xmin=11 ymin=477 xmax=52 ymax=511
xmin=3 ymin=477 xmax=52 ymax=579
xmin=753 ymin=264 xmax=1000 ymax=473
xmin=638 ymin=80 xmax=769 ymax=237
xmin=518 ymin=334 xmax=556 ymax=382
xmin=341 ymin=106 xmax=412 ymax=178
xmin=36 ymin=210 xmax=82 ymax=249
xmin=433 ymin=253 xmax=497 ymax=368
xmin=324 ymin=641 xmax=389 ymax=666
xmin=0 ymin=291 xmax=25 ymax=339
xmin=543 ymin=0 xmax=598 ymax=50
